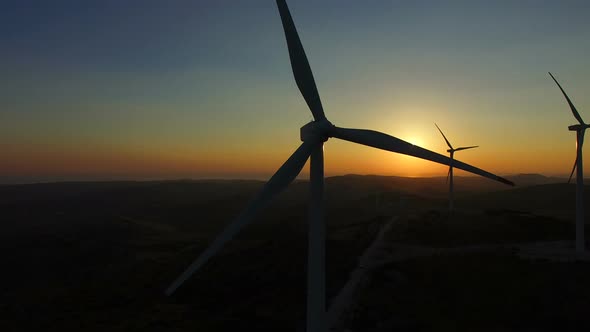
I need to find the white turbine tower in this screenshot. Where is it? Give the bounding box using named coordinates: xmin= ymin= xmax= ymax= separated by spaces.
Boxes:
xmin=549 ymin=72 xmax=587 ymax=253
xmin=165 ymin=2 xmax=515 ymax=331
xmin=435 ymin=123 xmax=478 ymax=212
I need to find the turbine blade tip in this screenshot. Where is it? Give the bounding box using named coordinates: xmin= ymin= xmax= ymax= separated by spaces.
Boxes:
xmin=164 ymin=287 xmax=176 ymax=297
xmin=503 ymin=178 xmax=515 ymax=186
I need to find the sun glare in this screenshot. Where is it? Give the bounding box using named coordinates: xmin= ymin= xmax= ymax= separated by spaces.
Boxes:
xmin=405 ymin=136 xmax=424 ymax=147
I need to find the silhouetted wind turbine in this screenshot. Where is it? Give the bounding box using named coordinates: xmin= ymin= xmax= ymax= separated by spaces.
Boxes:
xmin=549 ymin=72 xmax=587 ymax=252
xmin=165 ymin=2 xmax=514 ymax=331
xmin=435 ymin=123 xmax=478 ymax=212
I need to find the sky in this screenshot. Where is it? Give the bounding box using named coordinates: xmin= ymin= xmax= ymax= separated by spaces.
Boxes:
xmin=1 ymin=0 xmax=590 ymax=183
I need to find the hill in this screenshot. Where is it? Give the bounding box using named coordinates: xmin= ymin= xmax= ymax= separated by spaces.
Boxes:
xmin=0 ymin=175 xmax=586 ymax=331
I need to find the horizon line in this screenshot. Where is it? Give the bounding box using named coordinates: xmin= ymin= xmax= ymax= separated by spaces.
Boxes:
xmin=0 ymin=172 xmax=573 ymax=186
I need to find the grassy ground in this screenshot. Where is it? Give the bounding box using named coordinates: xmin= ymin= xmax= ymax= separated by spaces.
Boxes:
xmin=1 ymin=179 xmax=587 ymax=331
xmin=348 ymin=251 xmax=590 ymax=332
xmin=385 ymin=209 xmax=582 ymax=247
xmin=346 ymin=208 xmax=590 ymax=332
xmin=0 ymin=180 xmax=392 ymax=331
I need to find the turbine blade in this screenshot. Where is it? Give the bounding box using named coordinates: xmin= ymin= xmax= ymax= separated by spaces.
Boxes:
xmin=330 ymin=126 xmax=514 ymax=186
xmin=455 ymin=145 xmax=479 ymax=151
xmin=549 ymin=72 xmax=585 ymax=125
xmin=276 ymin=0 xmax=326 ymax=121
xmin=568 ymin=155 xmax=577 ymax=184
xmin=434 ymin=123 xmax=453 ymax=149
xmin=165 ymin=142 xmax=315 ymax=296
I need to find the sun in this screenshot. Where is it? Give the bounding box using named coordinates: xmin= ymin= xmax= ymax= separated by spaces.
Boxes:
xmin=404 ymin=136 xmax=425 ymax=147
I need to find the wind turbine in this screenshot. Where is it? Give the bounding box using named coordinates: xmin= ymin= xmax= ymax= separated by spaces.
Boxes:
xmin=165 ymin=1 xmax=514 ymax=331
xmin=549 ymin=72 xmax=587 ymax=253
xmin=435 ymin=123 xmax=479 ymax=212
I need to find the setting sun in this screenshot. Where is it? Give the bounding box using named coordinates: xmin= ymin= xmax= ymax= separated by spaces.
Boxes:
xmin=405 ymin=136 xmax=426 ymax=147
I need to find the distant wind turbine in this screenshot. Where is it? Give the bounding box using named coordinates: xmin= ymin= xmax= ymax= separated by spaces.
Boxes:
xmin=165 ymin=1 xmax=515 ymax=331
xmin=435 ymin=123 xmax=479 ymax=212
xmin=549 ymin=72 xmax=587 ymax=253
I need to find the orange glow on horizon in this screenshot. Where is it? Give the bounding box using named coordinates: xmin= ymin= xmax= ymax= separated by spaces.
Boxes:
xmin=0 ymin=125 xmax=583 ymax=182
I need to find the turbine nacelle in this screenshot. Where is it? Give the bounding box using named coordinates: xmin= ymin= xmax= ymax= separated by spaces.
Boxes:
xmin=568 ymin=124 xmax=590 ymax=131
xmin=300 ymin=119 xmax=333 ymax=143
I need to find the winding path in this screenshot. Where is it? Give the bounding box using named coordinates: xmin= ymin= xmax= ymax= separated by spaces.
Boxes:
xmin=327 ymin=216 xmax=397 ymax=331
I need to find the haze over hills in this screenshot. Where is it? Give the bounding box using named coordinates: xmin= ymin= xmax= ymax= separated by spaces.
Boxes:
xmin=0 ymin=172 xmax=565 ymax=190
xmin=0 ymin=173 xmax=577 ymax=241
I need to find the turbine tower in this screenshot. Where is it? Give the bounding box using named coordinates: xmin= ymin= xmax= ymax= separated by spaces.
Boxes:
xmin=549 ymin=72 xmax=587 ymax=253
xmin=165 ymin=2 xmax=515 ymax=331
xmin=435 ymin=123 xmax=478 ymax=212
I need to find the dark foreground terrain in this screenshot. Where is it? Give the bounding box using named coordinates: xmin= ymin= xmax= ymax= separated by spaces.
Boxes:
xmin=350 ymin=252 xmax=590 ymax=332
xmin=0 ymin=174 xmax=589 ymax=331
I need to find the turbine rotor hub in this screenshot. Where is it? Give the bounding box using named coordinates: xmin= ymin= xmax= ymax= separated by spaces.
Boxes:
xmin=300 ymin=119 xmax=333 ymax=143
